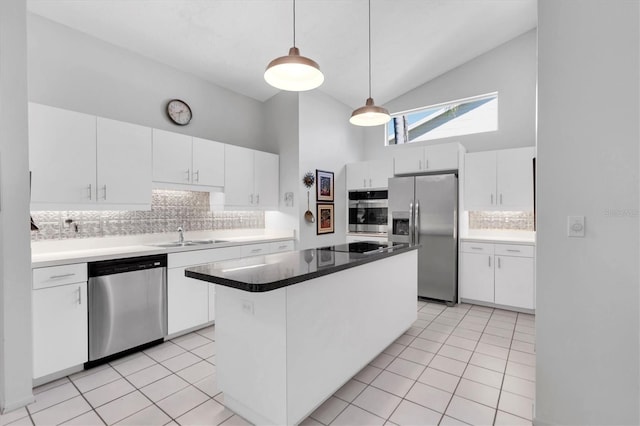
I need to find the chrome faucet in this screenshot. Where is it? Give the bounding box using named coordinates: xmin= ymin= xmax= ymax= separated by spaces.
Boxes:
xmin=177 ymin=226 xmax=184 ymax=243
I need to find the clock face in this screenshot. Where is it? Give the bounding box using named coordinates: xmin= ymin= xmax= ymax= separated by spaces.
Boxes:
xmin=167 ymin=99 xmax=192 ymax=125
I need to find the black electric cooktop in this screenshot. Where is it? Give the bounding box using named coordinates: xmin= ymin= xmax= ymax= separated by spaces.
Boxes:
xmin=319 ymin=241 xmax=405 ymax=254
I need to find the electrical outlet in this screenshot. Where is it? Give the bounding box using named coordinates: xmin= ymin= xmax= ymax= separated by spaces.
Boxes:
xmin=567 ymin=216 xmax=585 ymax=237
xmin=241 ymin=300 xmax=254 ymax=315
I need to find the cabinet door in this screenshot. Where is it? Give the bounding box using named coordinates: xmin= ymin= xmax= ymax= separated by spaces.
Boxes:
xmin=394 ymin=147 xmax=424 ymax=175
xmin=346 ymin=162 xmax=370 ymax=190
xmin=425 ymin=143 xmax=459 ymax=171
xmin=369 ymin=159 xmax=394 ymax=189
xmin=224 ymin=144 xmax=255 ymax=206
xmin=496 ymin=147 xmax=535 ymax=211
xmin=192 ymin=137 xmax=225 ymax=187
xmin=464 ymin=151 xmax=497 ymax=210
xmin=253 ymin=150 xmax=279 ymax=209
xmin=33 ymin=283 xmax=88 ymax=379
xmin=29 ymin=103 xmax=97 ymax=206
xmin=167 ymin=268 xmax=209 ymax=334
xmin=459 ymin=252 xmax=494 ymax=303
xmin=208 ymin=284 xmax=216 ymax=322
xmin=494 ymin=255 xmax=534 ymax=309
xmin=97 ymin=118 xmax=152 ymax=206
xmin=152 ymin=129 xmax=192 ymax=184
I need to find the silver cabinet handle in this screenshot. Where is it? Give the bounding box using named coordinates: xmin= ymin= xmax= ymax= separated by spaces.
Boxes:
xmin=49 ymin=273 xmax=75 ymax=280
xmin=87 ymin=184 xmax=92 ymax=200
xmin=498 ymin=257 xmax=501 ymax=268
xmin=506 ymin=249 xmax=521 ymax=253
xmin=250 ymin=194 xmax=254 ymax=204
xmin=256 ymin=194 xmax=260 ymax=205
xmin=194 ymin=170 xmax=200 ymax=182
xmin=102 ymin=184 xmax=107 ymax=200
xmin=369 ymin=178 xmax=372 ymax=187
xmin=185 ymin=169 xmax=191 ymax=182
xmin=471 ymin=247 xmax=483 ymax=250
xmin=426 ymin=159 xmax=429 ymax=169
xmin=251 ymin=248 xmax=262 ymax=253
xmin=488 ymin=256 xmax=491 ymax=267
xmin=77 ymin=286 xmax=82 ymax=305
xmin=278 ymin=245 xmax=288 ymax=250
xmin=500 ymin=193 xmax=503 ymax=204
xmin=363 ymin=178 xmax=366 ymax=187
xmin=491 ymin=194 xmax=494 ymax=205
xmin=418 ymin=160 xmax=422 ymax=170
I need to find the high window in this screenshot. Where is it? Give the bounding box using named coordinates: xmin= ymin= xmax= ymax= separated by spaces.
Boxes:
xmin=387 ymin=93 xmax=498 ymax=145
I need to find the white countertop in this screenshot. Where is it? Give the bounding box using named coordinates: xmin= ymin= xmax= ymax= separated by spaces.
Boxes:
xmin=460 ymin=230 xmax=535 ymax=244
xmin=31 ymin=230 xmax=295 ymax=268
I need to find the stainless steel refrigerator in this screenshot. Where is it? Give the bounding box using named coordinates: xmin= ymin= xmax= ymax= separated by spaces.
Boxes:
xmin=388 ymin=174 xmax=458 ymax=304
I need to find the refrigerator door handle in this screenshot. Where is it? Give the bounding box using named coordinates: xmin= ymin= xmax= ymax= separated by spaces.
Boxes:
xmin=414 ymin=201 xmax=420 ymax=244
xmin=409 ymin=201 xmax=414 ymax=245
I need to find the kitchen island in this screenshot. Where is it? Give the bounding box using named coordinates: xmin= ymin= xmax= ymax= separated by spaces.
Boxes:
xmin=185 ymin=245 xmax=418 ymax=425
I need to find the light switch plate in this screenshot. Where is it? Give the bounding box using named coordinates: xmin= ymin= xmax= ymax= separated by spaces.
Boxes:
xmin=568 ymin=215 xmax=585 ymax=237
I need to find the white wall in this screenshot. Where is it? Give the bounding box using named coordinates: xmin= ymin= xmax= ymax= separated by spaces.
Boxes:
xmin=363 ymin=29 xmax=537 ymax=160
xmin=27 ymin=14 xmax=270 ymax=152
xmin=0 ymin=0 xmax=35 ymax=413
xmin=298 ymin=91 xmax=364 ymax=249
xmin=264 ymin=92 xmax=300 ymax=237
xmin=536 ymin=1 xmax=639 ymax=424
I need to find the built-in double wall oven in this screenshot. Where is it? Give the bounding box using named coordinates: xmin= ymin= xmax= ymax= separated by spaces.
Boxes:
xmin=348 ymin=190 xmax=388 ymax=233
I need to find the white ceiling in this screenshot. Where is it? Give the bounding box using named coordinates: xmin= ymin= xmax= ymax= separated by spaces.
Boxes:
xmin=27 ymin=0 xmax=537 ymax=109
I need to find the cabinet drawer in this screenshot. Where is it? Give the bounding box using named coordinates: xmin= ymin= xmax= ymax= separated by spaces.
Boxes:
xmin=168 ymin=246 xmax=242 ymax=268
xmin=270 ymin=240 xmax=294 ymax=253
xmin=494 ymin=244 xmax=534 ymax=258
xmin=33 ymin=263 xmax=87 ymax=289
xmin=241 ymin=243 xmax=272 ymax=257
xmin=460 ymin=242 xmax=494 ymax=254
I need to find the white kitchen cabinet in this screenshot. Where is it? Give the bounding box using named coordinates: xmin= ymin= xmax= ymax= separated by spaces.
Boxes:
xmin=168 ymin=246 xmax=242 ymax=333
xmin=270 ymin=240 xmax=295 ymax=253
xmin=152 ymin=129 xmax=225 ymax=188
xmin=225 ymin=144 xmax=279 ymax=209
xmin=459 ymin=241 xmax=535 ymax=311
xmin=97 ymin=117 xmax=152 ymax=206
xmin=29 ymin=103 xmax=152 ymax=209
xmin=464 ymin=147 xmax=535 ymax=211
xmin=32 ymin=264 xmax=88 ymax=380
xmin=29 ymin=103 xmax=97 ymax=207
xmin=346 ymin=159 xmax=393 ymax=190
xmin=393 ymin=143 xmax=460 ymax=175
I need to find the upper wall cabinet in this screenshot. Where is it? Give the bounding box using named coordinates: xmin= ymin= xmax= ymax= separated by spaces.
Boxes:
xmin=464 ymin=147 xmax=535 ymax=211
xmin=393 ymin=143 xmax=460 ymax=175
xmin=346 ymin=159 xmax=393 ymax=190
xmin=29 ymin=103 xmax=152 ymax=210
xmin=225 ymin=145 xmax=279 ymax=209
xmin=152 ymin=129 xmax=225 ymax=188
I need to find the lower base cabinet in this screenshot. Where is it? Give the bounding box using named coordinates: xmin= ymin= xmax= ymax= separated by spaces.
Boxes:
xmin=459 ymin=241 xmax=535 ymax=311
xmin=168 ymin=240 xmax=294 ymax=335
xmin=32 ymin=264 xmax=88 ymax=380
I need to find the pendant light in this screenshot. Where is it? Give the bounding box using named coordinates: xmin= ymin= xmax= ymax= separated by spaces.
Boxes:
xmin=264 ymin=0 xmax=324 ymax=91
xmin=350 ymin=0 xmax=391 ymax=126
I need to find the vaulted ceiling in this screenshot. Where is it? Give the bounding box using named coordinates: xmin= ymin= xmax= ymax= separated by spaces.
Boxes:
xmin=27 ymin=0 xmax=537 ymax=108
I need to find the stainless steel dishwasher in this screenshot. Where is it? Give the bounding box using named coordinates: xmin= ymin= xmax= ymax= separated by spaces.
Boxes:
xmin=87 ymin=254 xmax=167 ymax=365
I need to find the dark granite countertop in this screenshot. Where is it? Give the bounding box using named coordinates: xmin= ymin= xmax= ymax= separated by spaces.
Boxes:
xmin=185 ymin=244 xmax=418 ymax=292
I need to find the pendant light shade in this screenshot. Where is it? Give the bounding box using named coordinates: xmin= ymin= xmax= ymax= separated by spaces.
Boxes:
xmin=264 ymin=0 xmax=324 ymax=92
xmin=349 ymin=97 xmax=390 ymax=126
xmin=264 ymin=47 xmax=324 ymax=91
xmin=350 ymin=0 xmax=390 ymax=126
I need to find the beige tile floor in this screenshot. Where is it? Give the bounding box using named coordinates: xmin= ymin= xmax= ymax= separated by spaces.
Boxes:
xmin=0 ymin=301 xmax=535 ymax=426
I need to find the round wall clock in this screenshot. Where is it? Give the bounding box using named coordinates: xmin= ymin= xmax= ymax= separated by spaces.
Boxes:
xmin=166 ymin=99 xmax=192 ymax=125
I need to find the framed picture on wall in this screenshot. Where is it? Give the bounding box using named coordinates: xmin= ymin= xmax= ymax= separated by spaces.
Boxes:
xmin=316 ymin=170 xmax=334 ymax=202
xmin=316 ymin=203 xmax=335 ymax=235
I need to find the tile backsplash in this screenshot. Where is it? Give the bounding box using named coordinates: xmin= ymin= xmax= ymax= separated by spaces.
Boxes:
xmin=468 ymin=211 xmax=534 ymax=231
xmin=31 ymin=189 xmax=265 ymax=241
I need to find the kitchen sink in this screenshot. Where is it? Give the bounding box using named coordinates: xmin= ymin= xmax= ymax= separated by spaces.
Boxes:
xmin=151 ymin=239 xmax=228 ymax=248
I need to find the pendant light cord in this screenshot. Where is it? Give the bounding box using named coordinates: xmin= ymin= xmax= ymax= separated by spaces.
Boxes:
xmin=293 ymin=0 xmax=296 ymax=47
xmin=368 ymin=0 xmax=372 ymax=98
